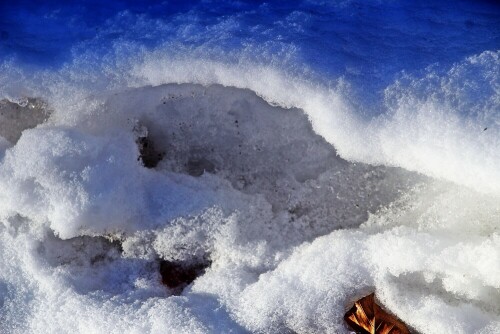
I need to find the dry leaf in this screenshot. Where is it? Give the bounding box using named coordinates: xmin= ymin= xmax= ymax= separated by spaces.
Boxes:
xmin=344 ymin=293 xmax=410 ymax=334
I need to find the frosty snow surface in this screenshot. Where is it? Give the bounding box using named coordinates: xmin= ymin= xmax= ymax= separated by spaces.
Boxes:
xmin=0 ymin=1 xmax=499 ymax=333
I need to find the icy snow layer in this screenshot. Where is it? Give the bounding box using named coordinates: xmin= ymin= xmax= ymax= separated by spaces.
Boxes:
xmin=0 ymin=3 xmax=499 ymax=330
xmin=0 ymin=60 xmax=499 ymax=333
xmin=0 ymin=8 xmax=500 ymax=334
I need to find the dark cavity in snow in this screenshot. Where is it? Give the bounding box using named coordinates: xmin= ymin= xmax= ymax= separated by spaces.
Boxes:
xmin=159 ymin=259 xmax=211 ymax=294
xmin=136 ymin=134 xmax=164 ymax=168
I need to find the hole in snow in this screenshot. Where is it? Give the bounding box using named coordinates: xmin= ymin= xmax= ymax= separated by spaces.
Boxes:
xmin=159 ymin=258 xmax=211 ymax=294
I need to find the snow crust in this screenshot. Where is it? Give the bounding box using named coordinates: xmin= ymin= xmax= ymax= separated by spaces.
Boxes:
xmin=0 ymin=80 xmax=498 ymax=333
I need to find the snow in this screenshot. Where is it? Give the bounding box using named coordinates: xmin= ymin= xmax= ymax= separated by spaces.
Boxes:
xmin=0 ymin=1 xmax=499 ymax=333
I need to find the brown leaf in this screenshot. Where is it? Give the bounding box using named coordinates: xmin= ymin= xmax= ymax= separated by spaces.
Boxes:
xmin=344 ymin=293 xmax=410 ymax=334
